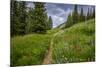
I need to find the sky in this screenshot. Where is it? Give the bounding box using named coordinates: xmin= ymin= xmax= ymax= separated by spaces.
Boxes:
xmin=27 ymin=2 xmax=95 ymax=28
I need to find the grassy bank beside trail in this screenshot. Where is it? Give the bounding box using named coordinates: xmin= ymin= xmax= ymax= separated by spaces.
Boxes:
xmin=52 ymin=19 xmax=95 ymax=64
xmin=11 ymin=34 xmax=52 ymax=66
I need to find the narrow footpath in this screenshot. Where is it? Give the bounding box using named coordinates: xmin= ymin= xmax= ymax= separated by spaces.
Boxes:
xmin=42 ymin=30 xmax=64 ymax=64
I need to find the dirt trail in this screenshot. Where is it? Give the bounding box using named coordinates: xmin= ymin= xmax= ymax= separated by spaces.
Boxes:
xmin=42 ymin=30 xmax=64 ymax=64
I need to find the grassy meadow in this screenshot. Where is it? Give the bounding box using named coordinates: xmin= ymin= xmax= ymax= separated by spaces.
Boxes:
xmin=11 ymin=19 xmax=95 ymax=66
xmin=52 ymin=19 xmax=95 ymax=63
xmin=11 ymin=34 xmax=52 ymax=65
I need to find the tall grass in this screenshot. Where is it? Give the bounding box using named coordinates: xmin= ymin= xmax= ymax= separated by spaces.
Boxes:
xmin=11 ymin=34 xmax=52 ymax=66
xmin=52 ymin=19 xmax=95 ymax=64
xmin=11 ymin=19 xmax=95 ymax=66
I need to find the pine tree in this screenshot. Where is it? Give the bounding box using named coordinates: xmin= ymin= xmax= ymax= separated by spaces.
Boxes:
xmin=11 ymin=0 xmax=20 ymax=36
xmin=11 ymin=0 xmax=14 ymax=36
xmin=32 ymin=2 xmax=47 ymax=33
xmin=89 ymin=8 xmax=93 ymax=19
xmin=72 ymin=5 xmax=78 ymax=24
xmin=47 ymin=16 xmax=52 ymax=30
xmin=25 ymin=8 xmax=34 ymax=34
xmin=80 ymin=7 xmax=85 ymax=22
xmin=80 ymin=8 xmax=84 ymax=22
xmin=65 ymin=14 xmax=73 ymax=28
xmin=92 ymin=8 xmax=95 ymax=18
xmin=87 ymin=8 xmax=90 ymax=20
xmin=11 ymin=0 xmax=27 ymax=36
xmin=87 ymin=7 xmax=95 ymax=20
xmin=19 ymin=1 xmax=27 ymax=35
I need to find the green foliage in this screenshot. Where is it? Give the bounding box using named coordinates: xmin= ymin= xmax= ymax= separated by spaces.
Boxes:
xmin=72 ymin=5 xmax=78 ymax=24
xmin=47 ymin=16 xmax=53 ymax=30
xmin=86 ymin=8 xmax=95 ymax=20
xmin=52 ymin=19 xmax=95 ymax=63
xmin=11 ymin=0 xmax=27 ymax=36
xmin=19 ymin=1 xmax=27 ymax=35
xmin=11 ymin=1 xmax=53 ymax=36
xmin=92 ymin=8 xmax=95 ymax=18
xmin=65 ymin=5 xmax=95 ymax=29
xmin=25 ymin=8 xmax=34 ymax=34
xmin=11 ymin=0 xmax=19 ymax=36
xmin=11 ymin=19 xmax=95 ymax=66
xmin=65 ymin=5 xmax=79 ymax=28
xmin=65 ymin=14 xmax=73 ymax=28
xmin=47 ymin=29 xmax=60 ymax=35
xmin=80 ymin=8 xmax=85 ymax=22
xmin=31 ymin=2 xmax=47 ymax=33
xmin=11 ymin=34 xmax=52 ymax=66
xmin=11 ymin=1 xmax=95 ymax=66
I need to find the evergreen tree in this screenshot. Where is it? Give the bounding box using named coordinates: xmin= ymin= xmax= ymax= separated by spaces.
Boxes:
xmin=19 ymin=1 xmax=27 ymax=35
xmin=92 ymin=8 xmax=95 ymax=18
xmin=80 ymin=8 xmax=85 ymax=22
xmin=25 ymin=8 xmax=34 ymax=34
xmin=89 ymin=8 xmax=93 ymax=19
xmin=11 ymin=0 xmax=27 ymax=36
xmin=32 ymin=2 xmax=47 ymax=33
xmin=11 ymin=0 xmax=14 ymax=36
xmin=11 ymin=0 xmax=20 ymax=36
xmin=72 ymin=5 xmax=78 ymax=24
xmin=65 ymin=14 xmax=73 ymax=28
xmin=87 ymin=7 xmax=95 ymax=20
xmin=47 ymin=16 xmax=52 ymax=30
xmin=87 ymin=8 xmax=91 ymax=20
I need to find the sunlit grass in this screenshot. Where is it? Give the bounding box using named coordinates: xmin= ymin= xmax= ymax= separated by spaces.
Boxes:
xmin=11 ymin=34 xmax=52 ymax=66
xmin=52 ymin=19 xmax=95 ymax=63
xmin=11 ymin=19 xmax=95 ymax=66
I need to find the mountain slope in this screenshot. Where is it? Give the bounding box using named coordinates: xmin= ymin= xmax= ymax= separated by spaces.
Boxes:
xmin=52 ymin=19 xmax=95 ymax=63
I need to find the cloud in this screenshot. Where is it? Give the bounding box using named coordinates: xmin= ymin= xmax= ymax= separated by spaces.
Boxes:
xmin=45 ymin=3 xmax=95 ymax=28
xmin=53 ymin=9 xmax=72 ymax=28
xmin=26 ymin=2 xmax=73 ymax=28
xmin=52 ymin=15 xmax=64 ymax=28
xmin=46 ymin=3 xmax=72 ymax=28
xmin=27 ymin=2 xmax=95 ymax=28
xmin=27 ymin=2 xmax=34 ymax=9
